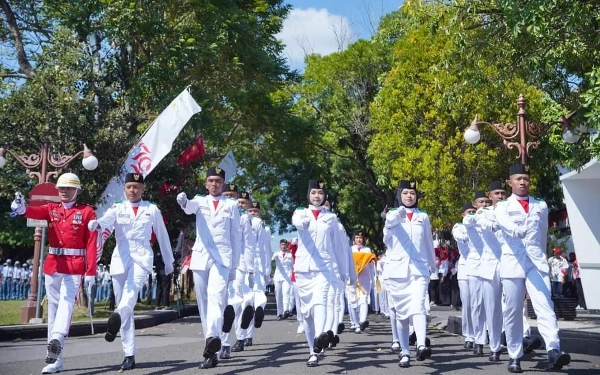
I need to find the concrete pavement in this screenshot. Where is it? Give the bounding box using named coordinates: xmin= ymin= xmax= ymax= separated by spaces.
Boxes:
xmin=1 ymin=307 xmax=600 ymax=374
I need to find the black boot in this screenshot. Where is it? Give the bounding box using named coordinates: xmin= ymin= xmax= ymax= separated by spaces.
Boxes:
xmin=119 ymin=356 xmax=136 ymax=371
xmin=202 ymin=336 xmax=221 ymax=361
xmin=231 ymin=340 xmax=244 ymax=352
xmin=547 ymin=349 xmax=571 ymax=370
xmin=222 ymin=305 xmax=235 ymax=333
xmin=473 ymin=344 xmax=484 ymax=355
xmin=489 ymin=351 xmax=501 ymax=362
xmin=508 ymin=358 xmax=522 ymax=373
xmin=523 ymin=336 xmax=542 ymax=354
xmin=254 ymin=306 xmax=265 ymax=328
xmin=314 ymin=332 xmax=329 ymax=353
xmin=105 ymin=312 xmax=121 ymax=342
xmin=326 ymin=330 xmax=335 ymax=348
xmin=199 ymin=354 xmax=218 ymax=369
xmin=240 ymin=305 xmax=254 ymax=329
xmin=243 ymin=338 xmax=253 ymax=347
xmin=359 ymin=320 xmax=369 ymax=331
xmin=219 ymin=346 xmax=231 ymax=359
xmin=409 ymin=331 xmax=417 ymax=346
xmin=416 ymin=345 xmax=432 ymax=361
xmin=337 ymin=323 xmax=345 ymax=334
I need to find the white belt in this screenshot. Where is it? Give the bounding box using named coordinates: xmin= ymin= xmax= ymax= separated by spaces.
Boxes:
xmin=48 ymin=247 xmax=86 ymax=256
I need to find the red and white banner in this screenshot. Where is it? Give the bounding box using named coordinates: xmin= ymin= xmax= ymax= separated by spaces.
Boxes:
xmin=96 ymin=88 xmax=201 ymax=217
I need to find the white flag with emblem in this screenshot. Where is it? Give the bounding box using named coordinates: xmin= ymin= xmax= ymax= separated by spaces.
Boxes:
xmin=95 ymin=88 xmax=201 ymax=217
xmin=217 ymin=150 xmax=237 ymax=183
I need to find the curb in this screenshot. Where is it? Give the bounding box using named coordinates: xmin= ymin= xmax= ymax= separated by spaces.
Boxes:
xmin=0 ymin=305 xmax=199 ymax=341
xmin=447 ymin=315 xmax=600 ymax=356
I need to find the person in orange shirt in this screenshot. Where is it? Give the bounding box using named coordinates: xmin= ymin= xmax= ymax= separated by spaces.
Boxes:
xmin=11 ymin=173 xmax=98 ymax=374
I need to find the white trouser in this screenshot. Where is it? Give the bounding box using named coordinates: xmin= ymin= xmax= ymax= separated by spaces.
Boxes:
xmin=482 ymin=271 xmax=503 ymax=352
xmin=337 ymin=282 xmax=345 ymax=325
xmin=458 ymin=279 xmax=474 ymax=340
xmin=502 ymin=291 xmax=531 ymax=337
xmin=468 ymin=275 xmax=486 ymax=345
xmin=193 ymin=264 xmax=229 ymax=341
xmin=45 ymin=273 xmax=81 ymax=350
xmin=112 ymin=263 xmax=149 ymax=356
xmin=274 ymin=279 xmax=293 ymax=316
xmin=293 ymin=283 xmax=303 ymax=323
xmin=379 ymin=287 xmax=389 ymax=315
xmin=502 ymin=268 xmax=560 ymax=359
xmin=325 ymin=282 xmax=341 ymax=333
xmin=223 ymin=269 xmax=248 ymax=346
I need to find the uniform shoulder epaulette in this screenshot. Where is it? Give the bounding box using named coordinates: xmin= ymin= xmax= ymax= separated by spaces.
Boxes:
xmin=148 ymin=201 xmax=157 ymax=205
xmin=454 ymin=222 xmax=462 ymax=225
xmin=194 ymin=194 xmax=205 ymax=198
xmin=226 ymin=197 xmax=236 ymax=201
xmin=389 ymin=208 xmax=398 ymax=211
xmin=115 ymin=200 xmax=123 ymax=203
xmin=295 ymin=206 xmax=306 ymax=210
xmin=420 ymin=209 xmax=427 ymax=213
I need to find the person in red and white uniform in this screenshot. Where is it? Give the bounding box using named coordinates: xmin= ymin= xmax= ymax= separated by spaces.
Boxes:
xmin=88 ymin=172 xmax=174 ymax=372
xmin=11 ymin=173 xmax=98 ymax=374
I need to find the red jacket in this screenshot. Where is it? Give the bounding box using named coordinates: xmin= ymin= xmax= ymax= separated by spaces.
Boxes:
xmin=24 ymin=203 xmax=98 ymax=276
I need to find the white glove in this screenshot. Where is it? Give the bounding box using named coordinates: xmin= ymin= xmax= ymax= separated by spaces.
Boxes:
xmin=291 ymin=238 xmax=298 ymax=245
xmin=10 ymin=192 xmax=26 ymax=215
xmin=88 ymin=219 xmax=100 ymax=231
xmin=397 ymin=206 xmax=407 ymax=219
xmin=84 ymin=275 xmax=96 ymax=289
xmin=514 ymin=226 xmax=527 ymax=238
xmin=462 ymin=213 xmax=476 ymax=227
xmin=301 ymin=217 xmax=311 ymax=229
xmin=165 ymin=264 xmax=174 ymax=276
xmin=176 ymin=192 xmax=187 ymax=206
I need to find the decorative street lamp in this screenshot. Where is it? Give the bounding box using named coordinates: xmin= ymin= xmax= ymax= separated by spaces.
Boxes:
xmin=463 ymin=94 xmax=577 ymax=165
xmin=0 ymin=127 xmax=98 ymax=323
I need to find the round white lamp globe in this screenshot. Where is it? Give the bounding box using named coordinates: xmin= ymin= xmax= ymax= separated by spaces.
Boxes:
xmin=464 ymin=128 xmax=481 ymax=144
xmin=82 ymin=155 xmax=99 ymax=170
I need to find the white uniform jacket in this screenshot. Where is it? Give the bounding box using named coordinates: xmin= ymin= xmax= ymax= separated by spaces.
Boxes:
xmin=382 ymin=208 xmax=436 ymax=279
xmin=462 ymin=213 xmax=485 ymax=277
xmin=249 ymin=215 xmax=266 ymax=276
xmin=272 ymin=250 xmax=293 ymax=283
xmin=451 ymin=223 xmax=470 ymax=281
xmin=182 ymin=195 xmax=241 ymax=272
xmin=291 ymin=205 xmax=348 ymax=277
xmin=336 ymin=220 xmax=353 ymax=284
xmin=96 ymin=200 xmax=174 ymax=275
xmin=493 ymin=195 xmax=549 ymax=278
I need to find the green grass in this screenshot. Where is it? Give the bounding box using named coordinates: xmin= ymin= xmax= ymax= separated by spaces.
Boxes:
xmin=0 ymin=299 xmax=195 ymax=326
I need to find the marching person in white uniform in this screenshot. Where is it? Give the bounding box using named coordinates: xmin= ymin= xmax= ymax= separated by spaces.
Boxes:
xmin=273 ymin=239 xmax=294 ymax=320
xmin=350 ymin=230 xmax=375 ymax=333
xmin=465 ymin=188 xmax=503 ymax=360
xmin=462 ymin=190 xmax=491 ymax=356
xmin=292 ymin=179 xmax=348 ymax=367
xmin=88 ymin=173 xmax=174 ymax=372
xmin=451 ymin=202 xmax=476 ymax=349
xmin=177 ymin=166 xmax=241 ymax=369
xmin=221 ymin=186 xmax=256 ymax=357
xmin=494 ymin=164 xmax=571 ymax=373
xmin=383 ymin=180 xmax=436 ymax=368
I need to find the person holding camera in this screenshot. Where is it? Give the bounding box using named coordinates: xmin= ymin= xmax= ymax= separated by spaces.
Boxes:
xmin=88 ymin=173 xmax=174 ymax=372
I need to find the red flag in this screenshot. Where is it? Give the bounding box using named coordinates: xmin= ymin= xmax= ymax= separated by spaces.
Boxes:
xmin=177 ymin=134 xmax=205 ymax=166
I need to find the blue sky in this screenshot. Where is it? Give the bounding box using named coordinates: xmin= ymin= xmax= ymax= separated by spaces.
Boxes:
xmin=278 ymin=0 xmax=402 ymax=70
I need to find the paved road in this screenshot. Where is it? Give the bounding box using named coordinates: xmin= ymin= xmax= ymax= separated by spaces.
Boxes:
xmin=1 ymin=313 xmax=599 ymax=375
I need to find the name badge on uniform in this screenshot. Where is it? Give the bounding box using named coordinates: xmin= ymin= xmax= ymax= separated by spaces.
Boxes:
xmin=73 ymin=212 xmax=83 ymax=225
xmin=508 ymin=211 xmax=520 ymax=216
xmin=117 ymin=213 xmax=131 ymax=224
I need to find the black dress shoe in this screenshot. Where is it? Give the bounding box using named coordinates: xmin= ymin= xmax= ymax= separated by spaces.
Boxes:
xmin=391 ymin=341 xmax=401 ymax=353
xmin=231 ymin=340 xmax=244 ymax=352
xmin=489 ymin=351 xmax=501 ymax=362
xmin=326 ymin=330 xmax=335 ymax=347
xmin=398 ymin=354 xmax=410 ymax=368
xmin=240 ymin=305 xmax=254 ymax=329
xmin=243 ymin=338 xmax=253 ymax=347
xmin=473 ymin=344 xmax=484 ymax=355
xmin=523 ymin=336 xmax=542 ymax=354
xmin=314 ymin=332 xmax=329 ymax=352
xmin=359 ymin=320 xmax=370 ymax=331
xmin=222 ymin=305 xmax=235 ymax=333
xmin=254 ymin=306 xmax=265 ymax=328
xmin=119 ymin=356 xmax=135 ymax=371
xmin=548 ymin=349 xmax=571 ymax=370
xmin=105 ymin=312 xmax=121 ymax=342
xmin=416 ymin=345 xmax=432 ymax=361
xmin=45 ymin=339 xmax=62 ymax=364
xmin=508 ymin=358 xmax=522 ymax=373
xmin=409 ymin=331 xmax=417 ymax=346
xmin=276 ymin=314 xmax=283 ymax=321
xmin=203 ymin=336 xmax=222 ymax=358
xmin=465 ymin=341 xmax=474 ymax=349
xmin=199 ymin=354 xmax=218 ymax=369
xmin=219 ymin=346 xmax=231 ymax=359
xmin=337 ymin=323 xmax=345 ymax=334
xmin=306 ymin=354 xmax=319 ymax=367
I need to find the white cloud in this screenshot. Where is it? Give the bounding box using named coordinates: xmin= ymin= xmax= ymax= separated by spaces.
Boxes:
xmin=277 ymin=8 xmax=355 ymax=70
